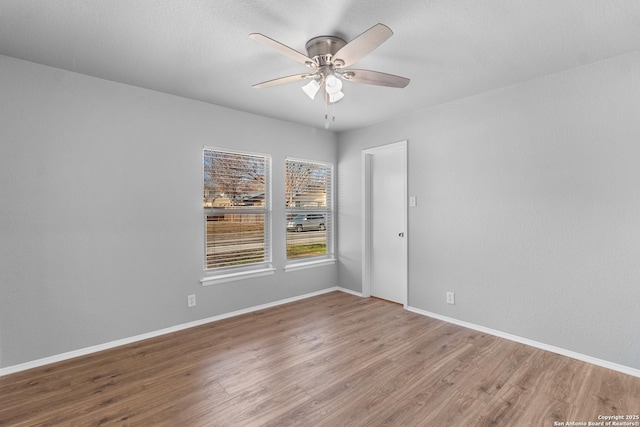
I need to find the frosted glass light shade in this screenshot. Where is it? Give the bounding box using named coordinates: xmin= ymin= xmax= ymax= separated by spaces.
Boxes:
xmin=302 ymin=80 xmax=320 ymax=99
xmin=325 ymin=75 xmax=342 ymax=94
xmin=328 ymin=91 xmax=344 ymax=103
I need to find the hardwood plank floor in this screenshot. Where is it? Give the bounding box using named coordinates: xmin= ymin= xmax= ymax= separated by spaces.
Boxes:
xmin=1 ymin=291 xmax=639 ymax=426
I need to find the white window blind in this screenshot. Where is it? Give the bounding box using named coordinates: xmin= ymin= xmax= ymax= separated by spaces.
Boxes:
xmin=285 ymin=159 xmax=333 ymax=260
xmin=203 ymin=148 xmax=271 ymax=270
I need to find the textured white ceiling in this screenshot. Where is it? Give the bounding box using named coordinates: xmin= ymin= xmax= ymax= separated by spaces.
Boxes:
xmin=2 ymin=0 xmax=640 ymax=132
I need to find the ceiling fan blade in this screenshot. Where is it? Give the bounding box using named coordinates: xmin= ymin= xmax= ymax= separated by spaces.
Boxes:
xmin=249 ymin=33 xmax=313 ymax=66
xmin=333 ymin=23 xmax=393 ymax=68
xmin=252 ymin=73 xmax=316 ymax=89
xmin=340 ymin=69 xmax=410 ymax=88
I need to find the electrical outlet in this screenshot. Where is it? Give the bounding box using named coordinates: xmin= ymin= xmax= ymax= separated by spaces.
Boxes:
xmin=187 ymin=294 xmax=196 ymax=308
xmin=446 ymin=291 xmax=455 ymax=305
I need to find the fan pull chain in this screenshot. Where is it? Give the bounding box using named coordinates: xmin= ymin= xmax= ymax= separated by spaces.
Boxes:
xmin=324 ymin=92 xmax=330 ymax=127
xmin=323 ymin=91 xmax=336 ymax=128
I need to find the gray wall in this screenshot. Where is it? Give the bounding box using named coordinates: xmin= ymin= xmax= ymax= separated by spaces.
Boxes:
xmin=337 ymin=51 xmax=640 ymax=370
xmin=0 ymin=55 xmax=338 ymax=368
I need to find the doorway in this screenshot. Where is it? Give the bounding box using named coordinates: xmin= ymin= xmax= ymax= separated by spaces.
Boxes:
xmin=362 ymin=141 xmax=408 ymax=306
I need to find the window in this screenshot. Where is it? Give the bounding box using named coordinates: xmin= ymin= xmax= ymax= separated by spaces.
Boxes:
xmin=285 ymin=158 xmax=333 ymax=262
xmin=203 ymin=148 xmax=271 ymax=273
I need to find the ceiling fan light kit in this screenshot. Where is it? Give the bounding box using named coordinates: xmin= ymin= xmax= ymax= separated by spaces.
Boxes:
xmin=250 ymin=23 xmax=410 ymax=119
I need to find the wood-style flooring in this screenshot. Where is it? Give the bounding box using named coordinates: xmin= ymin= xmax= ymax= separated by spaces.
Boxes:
xmin=1 ymin=291 xmax=639 ymax=426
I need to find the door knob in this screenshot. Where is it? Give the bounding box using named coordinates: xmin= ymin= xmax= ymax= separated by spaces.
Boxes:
xmin=398 ymin=232 xmax=404 ymax=237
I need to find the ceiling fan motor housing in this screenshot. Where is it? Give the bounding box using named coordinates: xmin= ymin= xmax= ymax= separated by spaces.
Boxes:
xmin=305 ymin=36 xmax=347 ymax=67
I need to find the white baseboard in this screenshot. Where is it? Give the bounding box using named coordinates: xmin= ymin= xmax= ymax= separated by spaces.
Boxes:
xmin=406 ymin=305 xmax=640 ymax=379
xmin=1 ymin=286 xmax=355 ymax=377
xmin=335 ymin=286 xmax=364 ymax=297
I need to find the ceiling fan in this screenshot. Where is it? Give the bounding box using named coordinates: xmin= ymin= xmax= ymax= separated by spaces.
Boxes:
xmin=250 ymin=23 xmax=410 ymax=104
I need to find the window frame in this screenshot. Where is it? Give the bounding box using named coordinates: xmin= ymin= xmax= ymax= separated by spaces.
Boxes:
xmin=284 ymin=157 xmax=335 ymax=271
xmin=201 ymin=147 xmax=274 ymax=285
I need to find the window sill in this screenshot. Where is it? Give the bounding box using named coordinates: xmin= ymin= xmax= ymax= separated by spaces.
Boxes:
xmin=201 ymin=266 xmax=276 ymax=286
xmin=284 ymin=258 xmax=336 ymax=273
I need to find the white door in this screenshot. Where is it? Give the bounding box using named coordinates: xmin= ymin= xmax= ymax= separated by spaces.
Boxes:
xmin=363 ymin=141 xmax=407 ymax=305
